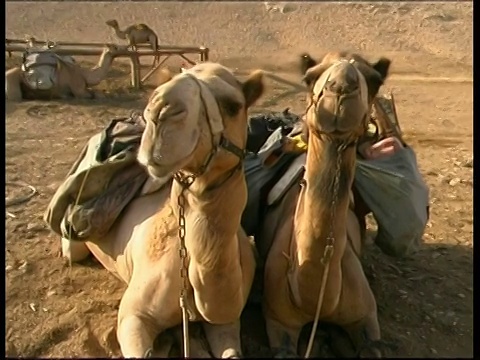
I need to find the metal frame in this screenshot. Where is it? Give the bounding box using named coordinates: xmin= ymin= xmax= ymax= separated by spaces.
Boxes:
xmin=5 ymin=37 xmax=210 ymax=89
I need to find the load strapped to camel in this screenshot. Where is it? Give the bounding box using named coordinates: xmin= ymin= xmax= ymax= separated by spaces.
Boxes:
xmin=44 ymin=92 xmax=429 ymax=258
xmin=20 ymin=47 xmax=75 ymax=91
xmin=242 ymin=92 xmax=430 ymax=257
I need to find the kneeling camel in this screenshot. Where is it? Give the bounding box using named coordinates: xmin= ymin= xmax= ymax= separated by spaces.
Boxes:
xmin=259 ymin=51 xmax=392 ymax=357
xmin=61 ymin=62 xmax=265 ymax=357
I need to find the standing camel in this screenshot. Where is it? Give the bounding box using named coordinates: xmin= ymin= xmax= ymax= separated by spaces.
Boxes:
xmin=258 ymin=51 xmax=392 ymax=357
xmin=106 ymin=19 xmax=160 ymax=66
xmin=60 ymin=62 xmax=265 ymax=357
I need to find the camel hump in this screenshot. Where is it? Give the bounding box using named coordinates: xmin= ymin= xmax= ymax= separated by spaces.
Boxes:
xmin=133 ymin=23 xmax=150 ymax=31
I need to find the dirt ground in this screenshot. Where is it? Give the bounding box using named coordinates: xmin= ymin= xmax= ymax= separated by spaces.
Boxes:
xmin=5 ymin=1 xmax=473 ymax=358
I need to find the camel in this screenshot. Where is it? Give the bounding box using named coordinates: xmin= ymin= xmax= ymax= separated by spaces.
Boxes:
xmin=106 ymin=19 xmax=160 ymax=65
xmin=60 ymin=62 xmax=265 ymax=358
xmin=258 ymin=51 xmax=392 ymax=357
xmin=5 ymin=44 xmax=118 ymax=102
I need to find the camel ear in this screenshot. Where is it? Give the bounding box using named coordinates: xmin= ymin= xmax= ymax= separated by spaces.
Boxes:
xmin=300 ymin=53 xmax=318 ymax=75
xmin=371 ymin=57 xmax=391 ymax=81
xmin=242 ymin=70 xmax=265 ymax=109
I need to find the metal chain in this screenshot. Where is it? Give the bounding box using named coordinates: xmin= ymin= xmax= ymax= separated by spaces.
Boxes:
xmin=305 ymin=143 xmax=345 ymax=358
xmin=175 ymin=173 xmax=196 ymax=359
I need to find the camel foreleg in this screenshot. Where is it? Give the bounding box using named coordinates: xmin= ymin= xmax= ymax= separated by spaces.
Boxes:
xmin=203 ymin=320 xmax=242 ymax=358
xmin=265 ymin=317 xmax=302 ymax=357
xmin=341 ymin=311 xmax=382 ymax=358
xmin=329 ymin=244 xmax=382 ymax=358
xmin=117 ymin=312 xmax=158 ymax=358
xmin=170 ymin=323 xmax=212 ymax=358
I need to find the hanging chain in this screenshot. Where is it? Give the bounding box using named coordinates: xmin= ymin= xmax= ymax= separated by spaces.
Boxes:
xmin=174 ymin=173 xmax=196 ymax=358
xmin=305 ymin=143 xmax=346 ymax=358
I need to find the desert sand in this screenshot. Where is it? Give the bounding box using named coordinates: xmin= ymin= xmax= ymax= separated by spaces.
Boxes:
xmin=6 ymin=1 xmax=472 ymax=357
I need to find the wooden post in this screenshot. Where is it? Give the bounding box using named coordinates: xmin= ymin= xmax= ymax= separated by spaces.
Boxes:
xmin=141 ymin=55 xmax=170 ymax=84
xmin=129 ymin=55 xmax=141 ymax=89
xmin=200 ymin=47 xmax=209 ymax=62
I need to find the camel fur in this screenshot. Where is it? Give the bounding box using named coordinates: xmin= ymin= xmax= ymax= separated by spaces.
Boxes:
xmin=60 ymin=62 xmax=265 ymax=358
xmin=106 ymin=19 xmax=160 ymax=65
xmin=259 ymin=51 xmax=392 ymax=357
xmin=5 ymin=44 xmax=118 ymax=102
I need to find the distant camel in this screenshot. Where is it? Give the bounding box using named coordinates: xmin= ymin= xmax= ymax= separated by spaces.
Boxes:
xmin=6 ymin=44 xmax=118 ymax=101
xmin=106 ymin=19 xmax=160 ymax=66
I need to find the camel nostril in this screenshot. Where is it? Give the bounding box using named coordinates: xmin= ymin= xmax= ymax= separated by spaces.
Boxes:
xmin=326 ymin=80 xmax=358 ymax=95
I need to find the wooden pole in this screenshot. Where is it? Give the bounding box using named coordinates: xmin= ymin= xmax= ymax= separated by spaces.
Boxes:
xmin=141 ymin=55 xmax=170 ymax=84
xmin=129 ymin=55 xmax=141 ymax=89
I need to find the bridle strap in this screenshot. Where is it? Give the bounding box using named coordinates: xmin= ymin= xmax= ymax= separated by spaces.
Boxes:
xmin=175 ymin=73 xmax=246 ymax=180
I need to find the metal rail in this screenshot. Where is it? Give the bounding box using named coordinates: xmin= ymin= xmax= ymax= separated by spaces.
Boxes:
xmin=5 ymin=38 xmax=210 ymax=88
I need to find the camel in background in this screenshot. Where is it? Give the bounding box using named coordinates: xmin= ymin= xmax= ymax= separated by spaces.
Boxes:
xmin=6 ymin=44 xmax=118 ymax=101
xmin=106 ymin=19 xmax=160 ymax=65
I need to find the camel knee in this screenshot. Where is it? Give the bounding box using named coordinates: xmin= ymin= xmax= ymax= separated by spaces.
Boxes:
xmin=117 ymin=314 xmax=156 ymax=358
xmin=265 ymin=317 xmax=302 ymax=356
xmin=341 ymin=310 xmax=381 ymax=358
xmin=61 ymin=238 xmax=90 ymax=262
xmin=203 ymin=321 xmax=242 ymax=358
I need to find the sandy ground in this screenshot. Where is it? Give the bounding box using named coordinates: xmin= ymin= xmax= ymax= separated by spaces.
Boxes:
xmin=5 ymin=1 xmax=473 ymax=358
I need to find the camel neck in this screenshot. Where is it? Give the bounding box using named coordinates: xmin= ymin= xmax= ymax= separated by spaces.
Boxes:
xmin=171 ymin=165 xmax=246 ymax=270
xmin=111 ymin=25 xmax=127 ymax=39
xmin=82 ymin=51 xmax=112 ymax=86
xmin=294 ymin=135 xmax=356 ymax=264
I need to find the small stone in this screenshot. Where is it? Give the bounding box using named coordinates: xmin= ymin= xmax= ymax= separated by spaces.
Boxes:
xmin=46 ymin=290 xmax=57 ymax=297
xmin=457 ymin=293 xmax=466 ymax=299
xmin=449 ymin=178 xmax=461 ymax=186
xmin=42 ymin=308 xmax=48 ymax=312
xmin=462 ymin=158 xmax=473 ymax=168
xmin=26 ymin=223 xmax=45 ymax=232
xmin=432 ymin=252 xmax=442 ymax=259
xmin=430 ymin=348 xmax=437 ymax=354
xmin=6 ymin=265 xmax=13 ymax=272
xmin=29 ymin=303 xmax=37 ymax=312
xmin=433 ymin=294 xmax=441 ymax=299
xmin=18 ymin=261 xmax=29 ymax=272
xmin=398 ymin=289 xmax=408 ymax=295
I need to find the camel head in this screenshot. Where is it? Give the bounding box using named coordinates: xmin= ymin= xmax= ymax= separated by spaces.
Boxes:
xmin=105 ymin=19 xmax=119 ymax=28
xmin=138 ymin=62 xmax=265 ymax=179
xmin=300 ymin=51 xmax=391 ymax=141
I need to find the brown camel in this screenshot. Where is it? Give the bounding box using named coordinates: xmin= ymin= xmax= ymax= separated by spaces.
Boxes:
xmin=258 ymin=51 xmax=392 ymax=357
xmin=60 ymin=62 xmax=265 ymax=358
xmin=106 ymin=19 xmax=160 ymax=65
xmin=5 ymin=44 xmax=118 ymax=101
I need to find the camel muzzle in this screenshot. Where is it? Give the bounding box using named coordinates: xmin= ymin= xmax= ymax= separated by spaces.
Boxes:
xmin=309 ymin=60 xmax=370 ymax=137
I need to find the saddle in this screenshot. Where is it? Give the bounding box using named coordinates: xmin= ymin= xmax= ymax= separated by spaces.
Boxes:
xmin=22 ymin=50 xmax=60 ymax=71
